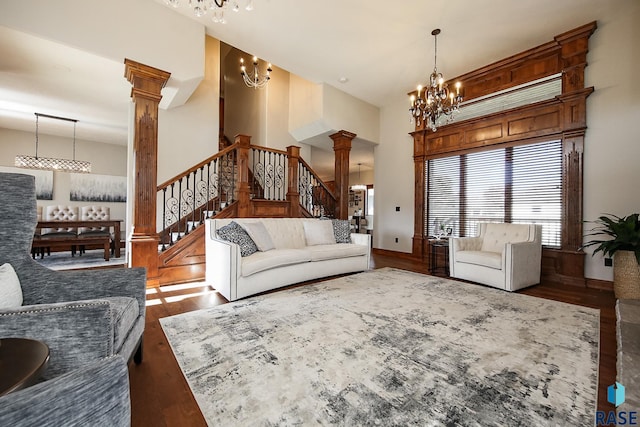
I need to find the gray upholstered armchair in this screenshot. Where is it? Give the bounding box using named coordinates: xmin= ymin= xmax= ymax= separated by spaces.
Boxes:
xmin=0 ymin=172 xmax=146 ymax=377
xmin=0 ymin=356 xmax=131 ymax=426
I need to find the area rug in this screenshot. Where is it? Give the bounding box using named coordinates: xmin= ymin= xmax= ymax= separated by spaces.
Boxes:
xmin=34 ymin=249 xmax=126 ymax=270
xmin=160 ymin=267 xmax=600 ymax=426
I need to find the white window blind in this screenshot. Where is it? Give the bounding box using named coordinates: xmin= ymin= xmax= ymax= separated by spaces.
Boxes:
xmin=426 ymin=140 xmax=562 ymax=247
xmin=426 ymin=156 xmax=460 ymax=237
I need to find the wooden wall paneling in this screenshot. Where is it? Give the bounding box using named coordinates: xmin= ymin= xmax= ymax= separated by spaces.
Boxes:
xmin=412 ymin=22 xmax=597 ymax=286
xmin=158 ymin=226 xmax=206 ymax=285
xmin=561 ymin=131 xmax=585 ymax=251
xmin=249 ymin=200 xmax=290 ymax=217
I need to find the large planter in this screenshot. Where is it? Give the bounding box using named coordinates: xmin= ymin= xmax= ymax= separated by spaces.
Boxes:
xmin=614 ymin=250 xmax=640 ymax=299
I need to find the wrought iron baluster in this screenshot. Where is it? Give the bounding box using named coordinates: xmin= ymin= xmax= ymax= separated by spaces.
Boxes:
xmin=230 ymin=149 xmax=236 ymax=203
xmin=169 ymin=183 xmax=176 ymax=245
xmin=205 ymin=162 xmax=211 ymax=220
xmin=162 ymin=187 xmax=167 ymax=251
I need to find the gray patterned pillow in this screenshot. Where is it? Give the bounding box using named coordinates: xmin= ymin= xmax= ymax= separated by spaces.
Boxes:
xmin=217 ymin=221 xmax=258 ymax=257
xmin=331 ymin=219 xmax=352 ymax=243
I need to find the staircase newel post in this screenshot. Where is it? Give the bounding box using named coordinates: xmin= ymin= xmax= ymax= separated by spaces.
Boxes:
xmin=124 ymin=59 xmax=171 ymax=287
xmin=330 ymin=130 xmax=356 ymax=220
xmin=287 ymin=145 xmax=301 ymax=217
xmin=235 ymin=134 xmax=252 ymax=217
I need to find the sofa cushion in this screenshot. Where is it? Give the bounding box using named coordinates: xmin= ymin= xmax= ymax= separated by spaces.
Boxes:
xmin=260 ymin=219 xmax=307 ymax=249
xmin=242 ymin=249 xmax=312 ymax=277
xmin=217 ymin=221 xmax=258 ymax=257
xmin=105 ymin=296 xmax=140 ymax=352
xmin=303 ymin=220 xmax=336 ymax=246
xmin=306 ymin=244 xmax=368 ymax=262
xmin=0 ymin=263 xmax=22 ymax=309
xmin=456 ymin=250 xmax=502 ymax=270
xmin=239 ymin=221 xmax=275 ymax=252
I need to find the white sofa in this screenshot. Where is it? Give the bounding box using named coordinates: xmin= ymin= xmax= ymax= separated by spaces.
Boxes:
xmin=205 ymin=218 xmax=371 ymax=301
xmin=448 ymin=222 xmax=542 ymax=291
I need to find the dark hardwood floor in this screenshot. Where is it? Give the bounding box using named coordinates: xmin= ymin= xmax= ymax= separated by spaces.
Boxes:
xmin=128 ymin=251 xmax=616 ymax=426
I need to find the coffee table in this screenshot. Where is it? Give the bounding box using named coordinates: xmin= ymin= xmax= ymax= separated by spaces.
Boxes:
xmin=0 ymin=338 xmax=50 ymax=396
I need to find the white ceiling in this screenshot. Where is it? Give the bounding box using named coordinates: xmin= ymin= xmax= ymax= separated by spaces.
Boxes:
xmin=0 ymin=0 xmax=613 ymax=174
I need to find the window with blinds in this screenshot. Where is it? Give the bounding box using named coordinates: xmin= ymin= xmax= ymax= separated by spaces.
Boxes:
xmin=425 ymin=140 xmax=562 ymax=247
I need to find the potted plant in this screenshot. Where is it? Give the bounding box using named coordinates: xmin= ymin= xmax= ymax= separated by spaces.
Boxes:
xmin=583 ymin=213 xmax=640 ymax=298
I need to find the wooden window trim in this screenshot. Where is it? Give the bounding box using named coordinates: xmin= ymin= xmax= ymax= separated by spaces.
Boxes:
xmin=412 ymin=22 xmax=597 ymax=286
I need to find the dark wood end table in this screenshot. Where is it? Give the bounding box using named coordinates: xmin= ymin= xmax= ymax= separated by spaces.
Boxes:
xmin=0 ymin=338 xmax=50 ymax=396
xmin=428 ymin=238 xmax=450 ymax=276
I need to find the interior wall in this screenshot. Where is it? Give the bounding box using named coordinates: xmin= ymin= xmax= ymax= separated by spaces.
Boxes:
xmin=374 ymin=3 xmax=640 ymax=282
xmin=157 ymin=36 xmax=220 ymax=184
xmin=265 ymin=66 xmax=303 ymax=154
xmin=348 ymin=169 xmax=374 ymax=187
xmin=322 ymin=84 xmax=380 ymax=144
xmin=224 ymin=48 xmax=265 ymax=146
xmin=582 ymin=3 xmax=640 ymax=281
xmin=375 ymin=97 xmax=414 ymax=253
xmin=288 ymin=75 xmax=324 ymax=137
xmin=0 ymin=127 xmax=128 ymax=232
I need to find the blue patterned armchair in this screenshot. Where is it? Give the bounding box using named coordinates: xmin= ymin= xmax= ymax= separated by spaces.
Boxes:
xmin=0 ymin=172 xmax=146 ymax=376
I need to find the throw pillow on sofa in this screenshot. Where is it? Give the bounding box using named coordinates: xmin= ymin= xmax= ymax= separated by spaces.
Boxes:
xmin=303 ymin=220 xmax=337 ymax=246
xmin=217 ymin=221 xmax=258 ymax=257
xmin=0 ymin=263 xmax=23 ymax=309
xmin=239 ymin=222 xmax=275 ymax=252
xmin=331 ymin=219 xmax=352 ymax=243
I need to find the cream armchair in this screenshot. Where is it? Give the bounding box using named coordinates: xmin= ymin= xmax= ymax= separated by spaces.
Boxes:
xmin=448 ymin=222 xmax=542 ymax=291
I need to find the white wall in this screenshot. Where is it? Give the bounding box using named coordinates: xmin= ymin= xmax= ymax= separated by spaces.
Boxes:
xmin=322 ymin=84 xmax=380 ymax=144
xmin=375 ymin=97 xmax=414 ymax=253
xmin=374 ymin=2 xmax=640 ymax=281
xmin=265 ymin=67 xmax=304 ymax=154
xmin=582 ymin=3 xmax=640 ymax=280
xmin=157 ymin=36 xmax=220 ymax=184
xmin=349 ymin=169 xmax=374 ymax=187
xmin=0 ymin=127 xmax=128 ymax=230
xmin=289 ymin=80 xmax=380 ymax=146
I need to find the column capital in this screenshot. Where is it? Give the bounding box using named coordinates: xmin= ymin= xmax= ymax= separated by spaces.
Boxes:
xmin=124 ymin=59 xmax=171 ymax=103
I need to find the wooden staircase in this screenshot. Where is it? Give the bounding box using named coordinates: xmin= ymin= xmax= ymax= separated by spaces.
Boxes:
xmin=155 ymin=136 xmax=339 ymax=285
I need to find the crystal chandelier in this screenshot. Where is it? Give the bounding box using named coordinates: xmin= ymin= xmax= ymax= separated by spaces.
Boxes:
xmin=409 ymin=29 xmax=463 ymax=132
xmin=240 ymin=56 xmax=272 ymax=89
xmin=164 ymin=0 xmax=254 ymax=23
xmin=15 ymin=113 xmax=91 ymax=174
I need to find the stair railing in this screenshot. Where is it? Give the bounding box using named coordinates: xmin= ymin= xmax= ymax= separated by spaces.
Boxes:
xmin=157 ymin=139 xmax=340 ymax=251
xmin=157 ymin=143 xmax=238 ymax=250
xmin=249 ymin=145 xmax=288 ymax=201
xmin=298 ymin=158 xmax=337 ymax=218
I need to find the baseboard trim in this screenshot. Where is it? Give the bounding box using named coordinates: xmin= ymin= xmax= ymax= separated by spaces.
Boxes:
xmin=586 ymin=278 xmax=613 ymax=291
xmin=372 ymin=248 xmax=420 ymax=260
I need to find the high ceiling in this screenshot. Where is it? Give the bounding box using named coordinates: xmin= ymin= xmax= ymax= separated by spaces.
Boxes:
xmin=0 ymin=0 xmax=615 ymax=172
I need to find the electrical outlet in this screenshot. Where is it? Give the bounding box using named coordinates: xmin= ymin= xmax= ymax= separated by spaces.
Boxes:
xmin=605 ymin=258 xmax=613 ymax=267
xmin=395 ymin=237 xmax=399 ymax=243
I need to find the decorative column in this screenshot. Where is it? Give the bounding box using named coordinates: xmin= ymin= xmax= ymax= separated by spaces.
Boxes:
xmin=330 ymin=130 xmax=356 ymax=220
xmin=124 ymin=59 xmax=171 ymax=287
xmin=412 ymin=131 xmax=426 ymax=259
xmin=235 ymin=134 xmax=252 ymax=217
xmin=286 ymin=145 xmax=301 ymax=217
